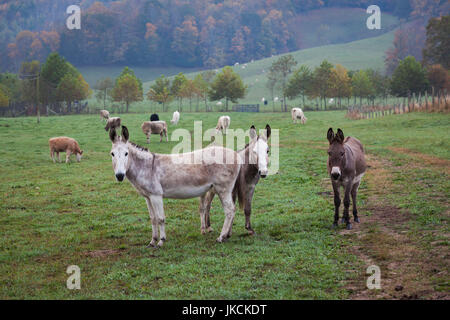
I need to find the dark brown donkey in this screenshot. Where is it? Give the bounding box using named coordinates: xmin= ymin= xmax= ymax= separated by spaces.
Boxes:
xmin=327 ymin=128 xmax=366 ymax=230
xmin=201 ymin=124 xmax=271 ymax=235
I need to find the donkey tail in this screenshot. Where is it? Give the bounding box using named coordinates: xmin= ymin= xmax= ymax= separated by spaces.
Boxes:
xmin=232 ymin=170 xmax=245 ymax=210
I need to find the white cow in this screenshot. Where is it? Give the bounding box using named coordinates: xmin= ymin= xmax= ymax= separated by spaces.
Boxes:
xmin=291 ymin=108 xmax=307 ymax=124
xmin=216 ymin=115 xmax=231 ymax=134
xmin=171 ymin=111 xmax=180 ymax=125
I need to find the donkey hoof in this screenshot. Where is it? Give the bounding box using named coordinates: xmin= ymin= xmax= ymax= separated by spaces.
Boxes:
xmin=247 ymin=229 xmax=256 ymax=236
xmin=216 ymin=236 xmax=226 ymax=243
xmin=201 ymin=229 xmax=207 ymax=235
xmin=146 ymin=240 xmax=156 ymax=248
xmin=207 ymin=227 xmax=214 ymax=233
xmin=157 ymin=240 xmax=164 ymax=247
xmin=346 ymin=223 xmax=353 ymax=230
xmin=354 ymin=217 xmax=360 ymax=223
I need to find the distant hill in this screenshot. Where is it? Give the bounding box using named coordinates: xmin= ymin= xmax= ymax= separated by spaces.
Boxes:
xmin=1 ymin=1 xmax=405 ymax=72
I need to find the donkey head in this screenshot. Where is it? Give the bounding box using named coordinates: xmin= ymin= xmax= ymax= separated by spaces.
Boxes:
xmin=249 ymin=124 xmax=271 ymax=178
xmin=327 ymin=128 xmax=346 ymax=181
xmin=110 ymin=126 xmax=130 ymax=182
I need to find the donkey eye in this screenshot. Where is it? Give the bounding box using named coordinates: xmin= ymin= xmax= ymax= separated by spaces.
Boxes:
xmin=111 ymin=152 xmax=115 ymax=157
xmin=267 ymin=149 xmax=270 ymax=154
xmin=125 ymin=152 xmax=128 ymax=156
xmin=340 ymin=152 xmax=345 ymax=156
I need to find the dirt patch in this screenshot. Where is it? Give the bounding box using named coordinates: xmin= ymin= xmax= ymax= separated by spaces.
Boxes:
xmin=388 ymin=147 xmax=450 ymax=173
xmin=332 ymin=155 xmax=449 ymax=299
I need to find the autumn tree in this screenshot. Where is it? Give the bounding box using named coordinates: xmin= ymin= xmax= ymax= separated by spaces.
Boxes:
xmin=170 ymin=73 xmax=187 ymax=111
xmin=112 ymin=68 xmax=143 ymax=113
xmin=268 ymin=55 xmax=297 ymax=111
xmin=310 ymin=60 xmax=334 ymax=109
xmin=19 ymin=60 xmax=40 ymax=122
xmin=390 ymin=56 xmax=430 ymax=97
xmin=329 ymin=64 xmax=352 ymax=108
xmin=427 ymin=64 xmax=450 ymax=92
xmin=209 ymin=67 xmax=246 ymax=111
xmin=285 ymin=65 xmax=312 ymax=107
xmin=351 ymin=70 xmax=374 ymax=106
xmin=423 ymin=16 xmax=450 ymax=69
xmin=0 ymin=87 xmax=9 ymax=108
xmin=147 ymin=75 xmax=172 ymax=112
xmin=193 ymin=74 xmax=209 ymax=112
xmin=94 ymin=78 xmax=114 ymax=108
xmin=57 ymin=74 xmax=91 ymax=112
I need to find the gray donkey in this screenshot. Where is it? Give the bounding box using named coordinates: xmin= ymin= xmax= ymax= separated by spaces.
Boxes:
xmin=327 ymin=128 xmax=366 ymax=230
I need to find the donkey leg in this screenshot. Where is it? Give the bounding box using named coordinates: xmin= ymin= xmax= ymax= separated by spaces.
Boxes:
xmin=199 ymin=192 xmax=213 ymax=234
xmin=145 ymin=197 xmax=159 ymax=247
xmin=331 ymin=182 xmax=341 ymax=227
xmin=165 ymin=130 xmax=168 ymax=142
xmin=201 ymin=190 xmax=215 ymax=233
xmin=343 ymin=182 xmax=352 ymax=230
xmin=351 ymin=182 xmax=361 ymax=223
xmin=159 ymin=133 xmax=163 ymax=142
xmin=216 ymin=191 xmax=235 ymax=242
xmin=57 ymin=152 xmax=61 ymax=163
xmin=50 ymin=150 xmax=55 ymax=163
xmin=149 ymin=195 xmax=166 ymax=247
xmin=244 ymin=188 xmax=256 ymax=235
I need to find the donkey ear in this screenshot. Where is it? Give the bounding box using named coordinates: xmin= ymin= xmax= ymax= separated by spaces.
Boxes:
xmin=336 ymin=128 xmax=344 ymax=143
xmin=327 ymin=128 xmax=334 ymax=143
xmin=265 ymin=124 xmax=271 ymax=139
xmin=109 ymin=128 xmax=117 ymax=142
xmin=121 ymin=126 xmax=129 ymax=142
xmin=249 ymin=125 xmax=257 ymax=140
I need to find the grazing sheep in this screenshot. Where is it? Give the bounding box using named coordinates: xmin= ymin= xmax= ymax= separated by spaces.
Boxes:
xmin=49 ymin=137 xmax=83 ymax=163
xmin=171 ymin=111 xmax=180 ymax=125
xmin=141 ymin=120 xmax=168 ymax=143
xmin=104 ymin=117 xmax=121 ymax=131
xmin=291 ymin=107 xmax=307 ymax=124
xmin=100 ymin=109 xmax=110 ymax=121
xmin=150 ymin=113 xmax=160 ymax=121
xmin=216 ymin=115 xmax=230 ymax=134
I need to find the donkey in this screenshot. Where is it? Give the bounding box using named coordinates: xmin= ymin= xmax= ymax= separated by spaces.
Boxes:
xmin=201 ymin=124 xmax=271 ymax=235
xmin=327 ymin=128 xmax=366 ymax=230
xmin=109 ymin=126 xmax=241 ymax=247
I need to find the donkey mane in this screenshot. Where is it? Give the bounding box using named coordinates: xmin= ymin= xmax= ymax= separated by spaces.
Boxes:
xmin=129 ymin=141 xmax=149 ymax=152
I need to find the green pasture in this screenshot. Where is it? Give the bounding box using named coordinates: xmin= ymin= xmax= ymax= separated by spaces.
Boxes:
xmin=0 ymin=111 xmax=448 ymax=299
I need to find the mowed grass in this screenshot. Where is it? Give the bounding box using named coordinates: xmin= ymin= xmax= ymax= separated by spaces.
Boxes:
xmin=0 ymin=111 xmax=448 ymax=299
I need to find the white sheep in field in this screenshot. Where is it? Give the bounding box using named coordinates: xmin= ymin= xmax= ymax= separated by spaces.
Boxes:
xmin=216 ymin=115 xmax=231 ymax=134
xmin=171 ymin=111 xmax=180 ymax=125
xmin=100 ymin=109 xmax=110 ymax=121
xmin=291 ymin=107 xmax=307 ymax=124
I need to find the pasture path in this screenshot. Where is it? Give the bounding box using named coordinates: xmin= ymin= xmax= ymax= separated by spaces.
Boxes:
xmin=339 ymin=152 xmax=449 ymax=299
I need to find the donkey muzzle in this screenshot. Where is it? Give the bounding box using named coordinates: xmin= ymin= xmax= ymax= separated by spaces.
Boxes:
xmin=115 ymin=173 xmax=125 ymax=182
xmin=331 ymin=172 xmax=340 ymax=180
xmin=259 ymin=171 xmax=267 ymax=178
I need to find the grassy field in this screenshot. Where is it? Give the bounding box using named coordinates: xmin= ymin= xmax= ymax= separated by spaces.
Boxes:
xmin=0 ymin=111 xmax=448 ymax=299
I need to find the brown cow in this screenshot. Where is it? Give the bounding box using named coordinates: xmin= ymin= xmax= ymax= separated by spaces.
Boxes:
xmin=49 ymin=137 xmax=83 ymax=163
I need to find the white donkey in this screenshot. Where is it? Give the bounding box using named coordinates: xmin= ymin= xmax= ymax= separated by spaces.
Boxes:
xmin=109 ymin=126 xmax=242 ymax=247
